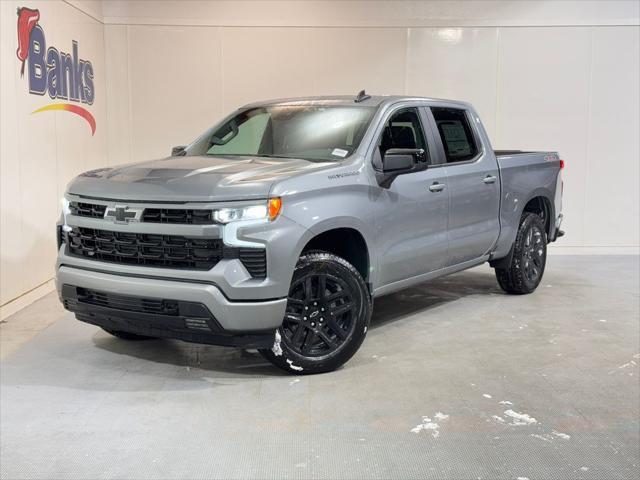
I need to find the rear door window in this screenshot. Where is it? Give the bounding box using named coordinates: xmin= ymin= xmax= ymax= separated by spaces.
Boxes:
xmin=431 ymin=107 xmax=478 ymax=163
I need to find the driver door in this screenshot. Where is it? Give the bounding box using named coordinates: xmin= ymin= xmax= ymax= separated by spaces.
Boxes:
xmin=373 ymin=106 xmax=449 ymax=288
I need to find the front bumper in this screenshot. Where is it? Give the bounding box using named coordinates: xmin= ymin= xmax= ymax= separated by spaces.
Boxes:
xmin=57 ymin=266 xmax=287 ymax=347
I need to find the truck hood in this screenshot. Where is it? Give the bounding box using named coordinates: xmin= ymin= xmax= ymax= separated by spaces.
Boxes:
xmin=67 ymin=155 xmax=335 ymax=202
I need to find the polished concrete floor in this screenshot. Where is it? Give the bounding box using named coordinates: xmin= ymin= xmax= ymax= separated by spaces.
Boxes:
xmin=1 ymin=256 xmax=638 ymax=479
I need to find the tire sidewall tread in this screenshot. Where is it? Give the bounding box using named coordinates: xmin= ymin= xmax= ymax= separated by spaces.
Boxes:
xmin=495 ymin=212 xmax=547 ymax=295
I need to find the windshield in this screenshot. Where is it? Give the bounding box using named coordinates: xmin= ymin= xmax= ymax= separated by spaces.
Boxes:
xmin=187 ymin=105 xmax=375 ymax=162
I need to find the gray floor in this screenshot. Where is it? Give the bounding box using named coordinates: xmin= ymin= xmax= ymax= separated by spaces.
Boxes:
xmin=1 ymin=256 xmax=638 ymax=480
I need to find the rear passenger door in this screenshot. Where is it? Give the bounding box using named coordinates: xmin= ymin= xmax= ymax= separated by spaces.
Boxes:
xmin=427 ymin=106 xmax=500 ymax=266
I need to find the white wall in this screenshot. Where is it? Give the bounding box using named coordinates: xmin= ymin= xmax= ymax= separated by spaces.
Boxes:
xmin=1 ymin=0 xmax=107 ymax=318
xmin=103 ymin=2 xmax=640 ymax=252
xmin=1 ymin=0 xmax=639 ymax=317
xmin=100 ymin=0 xmax=639 ymax=27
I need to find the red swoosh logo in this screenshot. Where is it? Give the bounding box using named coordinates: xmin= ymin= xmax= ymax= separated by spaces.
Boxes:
xmin=32 ymin=103 xmax=96 ymax=135
xmin=16 ymin=7 xmax=40 ymax=77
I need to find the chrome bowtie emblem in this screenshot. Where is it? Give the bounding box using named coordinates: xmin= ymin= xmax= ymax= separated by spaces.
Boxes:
xmin=104 ymin=205 xmax=143 ymax=224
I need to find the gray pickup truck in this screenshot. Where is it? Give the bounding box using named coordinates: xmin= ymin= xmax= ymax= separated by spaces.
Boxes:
xmin=56 ymin=92 xmax=564 ymax=374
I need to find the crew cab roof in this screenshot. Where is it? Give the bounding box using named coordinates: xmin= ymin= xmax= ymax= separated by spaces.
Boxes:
xmin=241 ymin=95 xmax=473 ymax=109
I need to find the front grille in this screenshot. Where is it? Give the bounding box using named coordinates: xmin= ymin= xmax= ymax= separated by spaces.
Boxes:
xmin=75 ymin=287 xmax=179 ymax=315
xmin=62 ymin=227 xmax=268 ymax=276
xmin=69 ymin=202 xmax=106 ymax=218
xmin=68 ymin=201 xmax=214 ymax=225
xmin=66 ymin=227 xmax=223 ymax=270
xmin=142 ymin=208 xmax=214 ymax=224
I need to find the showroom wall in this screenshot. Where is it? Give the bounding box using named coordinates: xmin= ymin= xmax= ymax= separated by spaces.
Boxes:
xmin=0 ymin=0 xmax=107 ymax=318
xmin=102 ymin=0 xmax=639 ymax=254
xmin=1 ymin=0 xmax=639 ymax=318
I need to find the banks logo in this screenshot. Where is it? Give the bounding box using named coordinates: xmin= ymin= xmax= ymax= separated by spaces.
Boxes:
xmin=16 ymin=7 xmax=96 ymax=135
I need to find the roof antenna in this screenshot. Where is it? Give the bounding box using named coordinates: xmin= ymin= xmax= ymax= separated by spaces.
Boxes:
xmin=354 ymin=89 xmax=371 ymax=103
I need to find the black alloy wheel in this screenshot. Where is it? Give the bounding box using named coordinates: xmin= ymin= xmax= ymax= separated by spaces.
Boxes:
xmin=282 ymin=270 xmax=357 ymax=357
xmin=522 ymin=222 xmax=545 ymax=284
xmin=495 ymin=212 xmax=547 ymax=295
xmin=260 ymin=251 xmax=371 ymax=374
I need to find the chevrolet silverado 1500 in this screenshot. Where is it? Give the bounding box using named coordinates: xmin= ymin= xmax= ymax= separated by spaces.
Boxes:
xmin=57 ymin=92 xmax=564 ymax=373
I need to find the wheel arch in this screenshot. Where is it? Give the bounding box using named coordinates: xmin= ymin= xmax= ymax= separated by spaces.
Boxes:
xmin=522 ymin=192 xmax=554 ymax=237
xmin=491 ymin=190 xmax=554 ymax=269
xmin=300 ymin=225 xmax=371 ymax=287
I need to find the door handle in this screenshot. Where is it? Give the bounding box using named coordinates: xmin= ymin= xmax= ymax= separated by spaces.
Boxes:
xmin=429 ymin=182 xmax=445 ymax=192
xmin=483 ymin=175 xmax=497 ymax=184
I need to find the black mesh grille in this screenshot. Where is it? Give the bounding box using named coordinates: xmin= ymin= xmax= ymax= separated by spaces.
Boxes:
xmin=142 ymin=208 xmax=214 ymax=224
xmin=75 ymin=287 xmax=179 ymax=315
xmin=62 ymin=225 xmax=267 ymax=276
xmin=66 ymin=227 xmax=223 ymax=270
xmin=69 ymin=202 xmax=107 ymax=218
xmin=68 ymin=201 xmax=215 ymax=224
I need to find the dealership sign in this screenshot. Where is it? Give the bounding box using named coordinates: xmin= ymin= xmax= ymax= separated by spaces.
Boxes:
xmin=16 ymin=7 xmax=96 ymax=135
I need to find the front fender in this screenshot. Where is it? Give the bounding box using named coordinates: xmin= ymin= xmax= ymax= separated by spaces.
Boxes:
xmin=279 ymin=185 xmax=377 ymax=284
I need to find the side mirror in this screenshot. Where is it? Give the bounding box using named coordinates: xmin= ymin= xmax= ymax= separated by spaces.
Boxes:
xmin=377 ymin=148 xmax=424 ymax=188
xmin=382 ymin=148 xmax=418 ymax=173
xmin=171 ymin=145 xmax=186 ymax=156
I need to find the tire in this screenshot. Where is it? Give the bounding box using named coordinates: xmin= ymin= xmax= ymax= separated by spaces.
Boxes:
xmin=260 ymin=251 xmax=372 ymax=374
xmin=495 ymin=212 xmax=547 ymax=295
xmin=102 ymin=328 xmax=155 ymax=341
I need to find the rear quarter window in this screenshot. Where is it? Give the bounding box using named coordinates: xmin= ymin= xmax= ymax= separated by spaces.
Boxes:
xmin=431 ymin=107 xmax=478 ymax=163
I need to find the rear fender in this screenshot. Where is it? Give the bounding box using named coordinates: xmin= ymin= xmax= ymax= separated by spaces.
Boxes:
xmin=492 ymin=188 xmax=554 ymax=261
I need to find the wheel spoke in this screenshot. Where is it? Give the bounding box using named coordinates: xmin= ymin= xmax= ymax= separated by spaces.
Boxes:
xmin=301 ymin=331 xmax=317 ymax=354
xmin=532 ymin=254 xmax=541 ymax=268
xmin=291 ymin=323 xmax=306 ymax=345
xmin=326 ymin=289 xmax=348 ymax=302
xmin=317 ymin=330 xmax=337 ymax=348
xmin=304 ymin=277 xmax=313 ymax=300
xmin=284 ymin=313 xmax=302 ymax=323
xmin=327 ymin=317 xmax=348 ymax=339
xmin=318 ymin=275 xmax=327 ymax=299
xmin=330 ymin=302 xmax=354 ymax=318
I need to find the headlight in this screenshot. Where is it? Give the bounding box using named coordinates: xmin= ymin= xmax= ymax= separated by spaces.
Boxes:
xmin=214 ymin=198 xmax=282 ymax=224
xmin=61 ymin=196 xmax=71 ymax=215
xmin=60 ymin=197 xmax=72 ymax=232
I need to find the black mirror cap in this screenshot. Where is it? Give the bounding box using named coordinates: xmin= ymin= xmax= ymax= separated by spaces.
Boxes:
xmin=172 ymin=145 xmax=187 ymax=156
xmin=377 ymin=148 xmax=426 ymax=188
xmin=382 ymin=148 xmax=423 ymax=173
